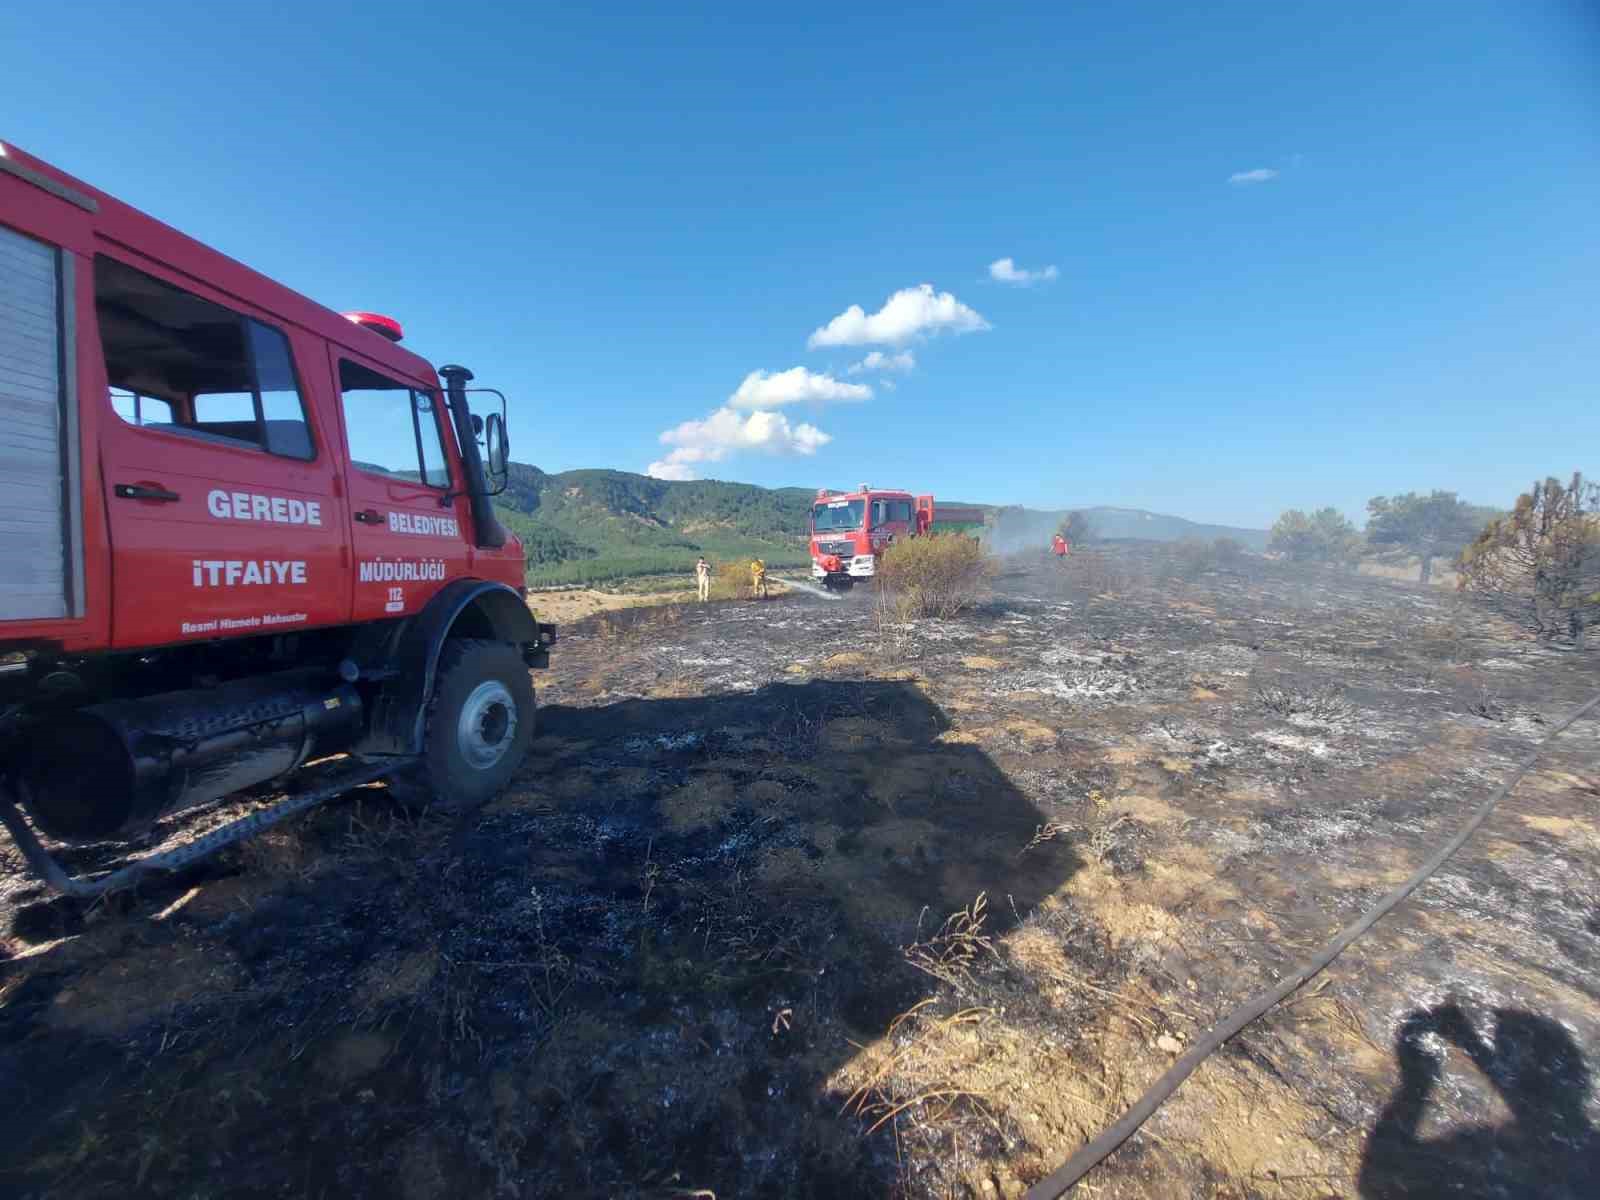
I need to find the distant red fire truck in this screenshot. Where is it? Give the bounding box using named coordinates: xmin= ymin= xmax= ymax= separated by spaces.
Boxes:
xmin=809 ymin=486 xmax=986 ymax=590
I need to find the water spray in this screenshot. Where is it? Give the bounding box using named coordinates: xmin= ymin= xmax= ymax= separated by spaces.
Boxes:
xmin=781 ymin=577 xmax=844 ymax=602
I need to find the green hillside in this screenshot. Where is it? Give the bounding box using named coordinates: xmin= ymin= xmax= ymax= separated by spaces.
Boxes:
xmin=496 ymin=464 xmax=817 ymax=586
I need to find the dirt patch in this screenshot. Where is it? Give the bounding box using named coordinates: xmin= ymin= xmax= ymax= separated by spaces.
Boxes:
xmin=1519 ymin=813 xmax=1598 ymax=839
xmin=822 ymin=650 xmax=871 ymax=671
xmin=316 ymin=1031 xmax=393 ymax=1084
xmin=1079 ymin=885 xmax=1183 ymax=951
xmin=1104 ymin=792 xmax=1182 ymax=827
xmin=662 ymin=773 xmax=741 ymax=831
xmin=525 ymin=586 xmax=692 ymax=625
xmin=44 ymin=941 xmax=240 ymax=1037
xmin=988 ymin=718 xmax=1060 ymax=749
xmin=353 ymin=948 xmax=440 ymax=1011
xmin=960 ymin=655 xmax=1009 ymax=670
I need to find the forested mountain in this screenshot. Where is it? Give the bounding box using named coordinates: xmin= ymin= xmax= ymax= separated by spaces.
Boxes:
xmin=495 ymin=464 xmax=816 ymax=585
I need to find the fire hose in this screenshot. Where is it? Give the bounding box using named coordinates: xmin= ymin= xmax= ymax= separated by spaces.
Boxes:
xmin=1023 ymin=686 xmax=1600 ymax=1200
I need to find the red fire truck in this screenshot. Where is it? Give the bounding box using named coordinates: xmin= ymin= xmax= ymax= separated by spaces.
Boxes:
xmin=0 ymin=142 xmax=552 ymax=896
xmin=809 ymin=486 xmax=986 ymax=590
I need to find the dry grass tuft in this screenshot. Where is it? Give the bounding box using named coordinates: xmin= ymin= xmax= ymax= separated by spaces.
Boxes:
xmin=1018 ymin=822 xmax=1072 ymax=857
xmin=903 ymin=894 xmax=998 ymax=989
xmin=840 ymin=1000 xmax=997 ymax=1136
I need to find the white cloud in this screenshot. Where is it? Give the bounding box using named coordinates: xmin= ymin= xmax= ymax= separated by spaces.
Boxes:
xmin=728 ymin=366 xmax=870 ymax=409
xmin=646 ymin=459 xmax=700 ymax=481
xmin=988 ymin=257 xmax=1059 ymax=286
xmin=1227 ymin=168 xmax=1279 ymax=186
xmin=807 ymin=283 xmax=990 ymax=348
xmin=647 ymin=407 xmax=831 ymax=481
xmin=846 ymin=350 xmax=916 ymax=375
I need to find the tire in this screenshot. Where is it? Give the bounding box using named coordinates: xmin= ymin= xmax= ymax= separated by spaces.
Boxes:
xmin=388 ymin=638 xmax=535 ymax=812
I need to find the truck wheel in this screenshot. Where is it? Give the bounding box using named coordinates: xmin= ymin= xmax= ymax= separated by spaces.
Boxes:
xmin=389 ymin=638 xmax=535 ymax=812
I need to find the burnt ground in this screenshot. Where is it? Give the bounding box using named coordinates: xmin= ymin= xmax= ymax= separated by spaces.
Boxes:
xmin=2 ymin=545 xmax=1598 ymax=1199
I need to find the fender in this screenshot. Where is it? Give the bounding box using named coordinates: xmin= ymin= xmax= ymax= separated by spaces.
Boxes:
xmin=358 ymin=579 xmax=549 ymax=755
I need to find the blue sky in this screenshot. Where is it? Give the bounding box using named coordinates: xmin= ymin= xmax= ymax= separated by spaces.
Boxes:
xmin=5 ymin=1 xmax=1597 ymax=528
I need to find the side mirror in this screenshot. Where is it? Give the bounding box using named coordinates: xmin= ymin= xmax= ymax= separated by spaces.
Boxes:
xmin=484 ymin=411 xmax=509 ymax=489
xmin=460 ymin=386 xmax=510 ymax=497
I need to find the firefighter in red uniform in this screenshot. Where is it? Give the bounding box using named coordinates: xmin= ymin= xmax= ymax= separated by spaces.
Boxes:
xmin=1052 ymin=533 xmax=1069 ymax=561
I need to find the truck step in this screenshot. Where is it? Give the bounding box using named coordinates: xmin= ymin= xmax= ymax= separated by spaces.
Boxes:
xmin=0 ymin=757 xmax=415 ymax=900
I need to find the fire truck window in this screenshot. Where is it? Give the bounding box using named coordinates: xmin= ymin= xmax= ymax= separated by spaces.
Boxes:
xmin=872 ymin=499 xmax=888 ymax=526
xmin=338 ymin=359 xmax=452 ymax=489
xmin=249 ymin=322 xmax=315 ymax=459
xmin=413 ymin=392 xmax=450 ymax=488
xmin=108 ymin=389 xmax=175 ymax=427
xmin=894 ymin=500 xmax=913 ymax=523
xmin=194 ymin=392 xmax=256 ymax=423
xmin=812 ymin=500 xmax=864 ymax=531
xmin=93 ymin=256 xmax=314 ymax=459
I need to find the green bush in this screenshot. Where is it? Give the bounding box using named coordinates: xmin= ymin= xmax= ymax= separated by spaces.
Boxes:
xmin=1269 ymin=507 xmax=1361 ymax=567
xmin=878 ymin=533 xmax=995 ymax=618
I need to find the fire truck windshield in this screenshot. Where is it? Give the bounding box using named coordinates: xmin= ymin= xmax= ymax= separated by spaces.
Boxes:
xmin=811 ymin=500 xmax=864 ymax=532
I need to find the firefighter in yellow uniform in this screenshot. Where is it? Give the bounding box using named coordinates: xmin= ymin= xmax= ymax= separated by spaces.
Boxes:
xmin=749 ymin=557 xmax=768 ymax=600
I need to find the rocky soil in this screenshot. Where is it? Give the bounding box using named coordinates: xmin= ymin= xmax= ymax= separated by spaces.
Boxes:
xmin=2 ymin=546 xmax=1597 ymax=1199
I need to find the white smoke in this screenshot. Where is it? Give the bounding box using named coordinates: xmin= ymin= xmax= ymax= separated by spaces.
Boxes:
xmin=982 ymin=506 xmax=1072 ymax=558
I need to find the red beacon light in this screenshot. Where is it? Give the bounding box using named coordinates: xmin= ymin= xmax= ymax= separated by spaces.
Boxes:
xmin=342 ymin=311 xmax=404 ymax=342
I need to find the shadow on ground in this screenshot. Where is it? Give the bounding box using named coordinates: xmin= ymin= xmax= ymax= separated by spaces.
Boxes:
xmin=0 ymin=679 xmax=1080 ymax=1199
xmin=1358 ymin=1002 xmax=1600 ymax=1200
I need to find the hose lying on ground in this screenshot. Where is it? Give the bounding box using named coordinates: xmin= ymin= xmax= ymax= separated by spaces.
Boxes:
xmin=1022 ymin=687 xmax=1600 ymax=1200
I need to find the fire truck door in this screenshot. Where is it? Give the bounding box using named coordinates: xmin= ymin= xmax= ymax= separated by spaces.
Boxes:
xmin=92 ymin=257 xmax=345 ymax=648
xmin=870 ymin=498 xmax=913 ymax=552
xmin=330 ymin=348 xmax=471 ymax=621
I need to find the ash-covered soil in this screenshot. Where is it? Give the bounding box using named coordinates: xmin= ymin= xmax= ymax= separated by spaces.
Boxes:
xmin=3 ymin=546 xmax=1598 ymax=1199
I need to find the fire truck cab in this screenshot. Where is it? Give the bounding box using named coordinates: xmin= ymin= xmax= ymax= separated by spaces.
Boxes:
xmin=809 ymin=485 xmax=929 ymax=590
xmin=0 ymin=142 xmax=550 ymax=893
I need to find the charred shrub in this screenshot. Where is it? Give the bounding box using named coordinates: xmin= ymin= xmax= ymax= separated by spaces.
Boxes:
xmin=1069 ymin=547 xmax=1135 ymax=595
xmin=1164 ymin=537 xmax=1245 ymax=580
xmin=1255 ymin=684 xmax=1352 ymax=722
xmin=1169 ymin=538 xmax=1216 ymax=579
xmin=878 ymin=534 xmax=996 ymax=619
xmin=1467 ymin=678 xmax=1507 ymax=721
